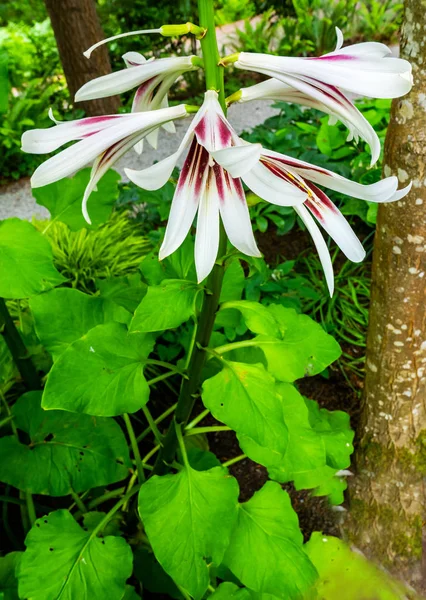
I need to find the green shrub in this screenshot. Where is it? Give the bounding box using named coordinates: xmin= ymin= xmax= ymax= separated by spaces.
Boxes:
xmin=34 ymin=212 xmax=152 ymax=294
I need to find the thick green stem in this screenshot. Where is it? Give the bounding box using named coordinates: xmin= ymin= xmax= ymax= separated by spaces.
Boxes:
xmin=197 ymin=0 xmax=225 ymax=109
xmin=152 ymin=0 xmax=227 ymax=476
xmin=0 ymin=298 xmax=40 ymax=390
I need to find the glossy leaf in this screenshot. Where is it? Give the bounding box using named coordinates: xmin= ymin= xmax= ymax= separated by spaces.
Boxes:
xmin=0 ymin=552 xmax=21 ymax=600
xmin=139 ymin=465 xmax=239 ymax=600
xmin=252 ymin=383 xmax=326 ymax=488
xmin=221 ymin=302 xmax=341 ymax=381
xmin=223 ymin=482 xmax=317 ymax=598
xmin=33 ymin=169 xmax=121 ymax=231
xmin=304 ymin=533 xmax=411 ymax=599
xmin=130 ymin=280 xmax=200 ymax=333
xmin=17 ymin=509 xmax=132 ymax=600
xmin=0 ymin=391 xmax=130 ymax=495
xmin=202 ymin=361 xmax=289 ymax=464
xmin=0 ymin=218 xmax=65 ymax=299
xmin=43 ymin=322 xmax=154 ymax=416
xmin=30 ymin=288 xmax=131 ymax=359
xmin=140 ymin=237 xmax=197 ymax=285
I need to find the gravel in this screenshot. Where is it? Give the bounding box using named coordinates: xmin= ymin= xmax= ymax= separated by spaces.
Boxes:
xmin=0 ymin=101 xmax=278 ymax=221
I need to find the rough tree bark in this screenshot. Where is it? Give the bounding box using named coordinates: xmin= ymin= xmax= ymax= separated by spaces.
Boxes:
xmin=44 ymin=0 xmax=119 ymax=116
xmin=346 ymin=1 xmax=426 ymax=592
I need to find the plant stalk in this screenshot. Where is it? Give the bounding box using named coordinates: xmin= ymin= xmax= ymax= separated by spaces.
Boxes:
xmin=0 ymin=298 xmax=41 ymax=390
xmin=152 ymin=0 xmax=227 ymax=476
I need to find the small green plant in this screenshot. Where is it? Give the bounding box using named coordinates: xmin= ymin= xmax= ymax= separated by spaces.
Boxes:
xmin=34 ymin=211 xmax=152 ymax=294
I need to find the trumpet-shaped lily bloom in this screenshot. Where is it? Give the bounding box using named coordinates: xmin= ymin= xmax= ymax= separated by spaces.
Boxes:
xmin=213 ymin=143 xmax=411 ymax=295
xmin=75 ymin=53 xmax=199 ymax=154
xmin=22 ymin=104 xmax=189 ymax=223
xmin=125 ymin=90 xmax=306 ymax=282
xmin=231 ymin=77 xmax=381 ymax=165
xmin=233 ymin=29 xmax=412 ymax=166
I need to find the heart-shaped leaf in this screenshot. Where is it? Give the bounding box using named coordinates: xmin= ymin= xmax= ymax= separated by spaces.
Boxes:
xmin=0 ymin=391 xmax=131 ymax=495
xmin=17 ymin=510 xmax=132 ymax=600
xmin=139 ymin=465 xmax=239 ymax=600
xmin=43 ymin=322 xmax=154 ymax=416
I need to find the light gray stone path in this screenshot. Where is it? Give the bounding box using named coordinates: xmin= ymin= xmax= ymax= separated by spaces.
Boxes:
xmin=0 ymin=101 xmax=278 ymax=220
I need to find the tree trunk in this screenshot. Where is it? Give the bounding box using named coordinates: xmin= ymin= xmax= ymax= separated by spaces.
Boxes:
xmin=346 ymin=1 xmax=426 ymax=592
xmin=45 ymin=0 xmax=119 ymax=116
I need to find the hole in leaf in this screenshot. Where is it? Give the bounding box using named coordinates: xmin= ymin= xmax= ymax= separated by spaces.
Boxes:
xmin=79 ymin=451 xmax=84 ymax=456
xmin=101 ymin=540 xmax=105 ymax=545
xmin=36 ymin=523 xmax=40 ymax=528
xmin=49 ymin=547 xmax=54 ymax=552
xmin=43 ymin=520 xmax=48 ymax=524
xmin=44 ymin=433 xmax=54 ymax=443
xmin=116 ymin=459 xmax=124 ymax=465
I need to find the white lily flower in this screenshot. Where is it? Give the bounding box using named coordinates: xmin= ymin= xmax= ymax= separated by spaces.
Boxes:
xmin=213 ymin=144 xmax=411 ymax=296
xmin=22 ymin=104 xmax=189 ymax=224
xmin=233 ymin=29 xmax=412 ymax=165
xmin=122 ymin=52 xmax=180 ymax=152
xmin=75 ymin=54 xmax=198 ymax=104
xmin=75 ymin=53 xmax=198 ymax=155
xmin=233 ymin=78 xmax=381 ymax=165
xmin=126 ymin=90 xmax=306 ymax=282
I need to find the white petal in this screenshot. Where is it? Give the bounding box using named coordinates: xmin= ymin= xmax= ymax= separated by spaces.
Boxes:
xmin=159 ymin=141 xmax=210 ymax=260
xmin=146 ymin=128 xmax=159 ymax=149
xmin=240 ymin=75 xmax=380 ymax=165
xmin=212 ymin=143 xmax=263 ymax=178
xmin=122 ymin=51 xmax=149 ymax=68
xmin=22 ymin=114 xmax=125 ymax=154
xmin=75 ymin=56 xmax=195 ymax=101
xmin=295 ymin=204 xmax=334 ymax=296
xmin=306 ymin=189 xmax=366 ymax=263
xmin=133 ymin=139 xmax=144 ymax=155
xmin=30 ymin=105 xmax=187 ymax=187
xmin=236 ymin=51 xmax=412 ymax=99
xmin=216 ymin=169 xmax=261 ymax=258
xmin=334 ymin=27 xmax=344 ymax=52
xmin=195 ymin=171 xmax=220 ymax=282
xmin=242 ymin=160 xmax=307 ymax=206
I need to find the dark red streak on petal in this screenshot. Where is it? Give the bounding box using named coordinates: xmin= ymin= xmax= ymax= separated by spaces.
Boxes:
xmin=213 ymin=164 xmax=226 ymax=202
xmin=216 ymin=115 xmax=233 ymax=148
xmin=194 ymin=118 xmax=207 ymax=143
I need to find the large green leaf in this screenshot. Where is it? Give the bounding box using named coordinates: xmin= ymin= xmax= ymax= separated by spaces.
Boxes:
xmin=246 ymin=383 xmax=326 ymax=489
xmin=139 ymin=465 xmax=239 ymax=600
xmin=223 ymin=482 xmax=317 ymax=598
xmin=30 ymin=288 xmax=131 ymax=359
xmin=130 ymin=279 xmax=200 ymax=333
xmin=0 ymin=219 xmax=65 ymax=299
xmin=0 ymin=391 xmax=130 ymax=495
xmin=17 ymin=509 xmax=132 ymax=600
xmin=0 ymin=50 xmax=8 ymax=113
xmin=33 ymin=169 xmax=121 ymax=231
xmin=43 ymin=322 xmax=154 ymax=416
xmin=220 ymin=302 xmax=341 ymax=381
xmin=0 ymin=553 xmax=21 ymax=600
xmin=202 ymin=361 xmax=289 ymax=464
xmin=304 ymin=533 xmax=412 ymax=600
